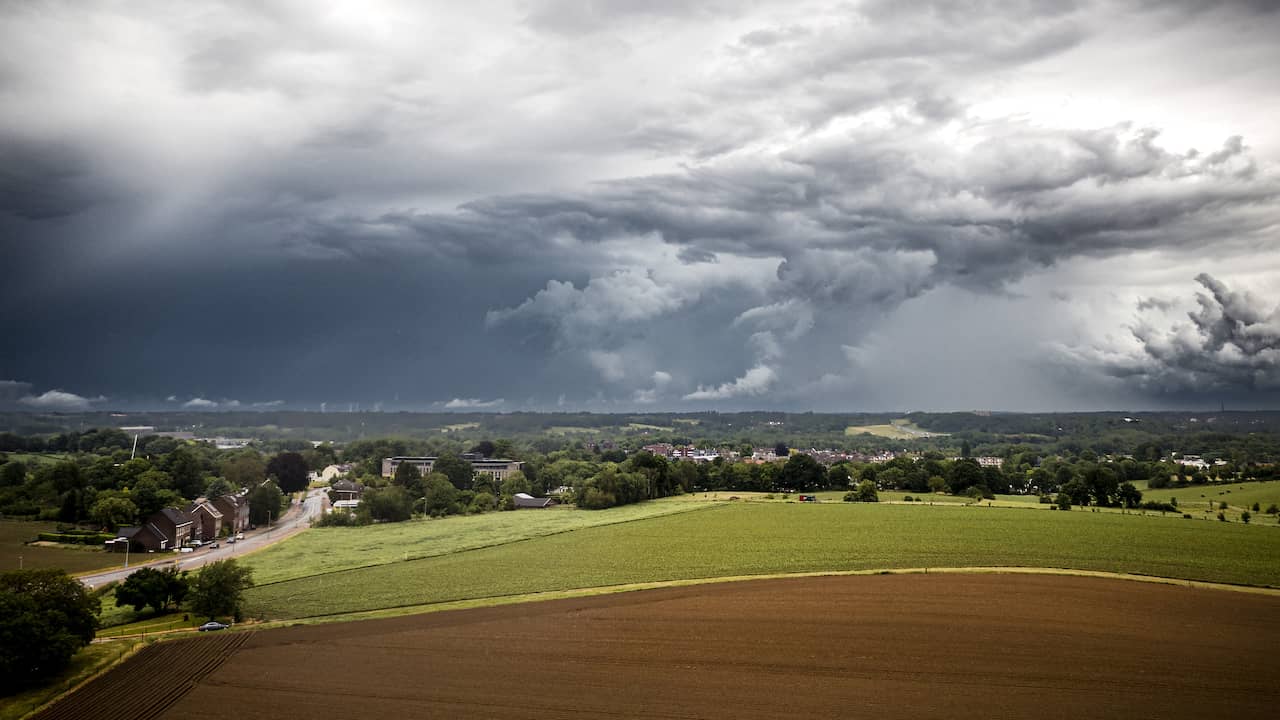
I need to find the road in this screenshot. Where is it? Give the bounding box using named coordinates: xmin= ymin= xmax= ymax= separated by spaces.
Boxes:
xmin=80 ymin=488 xmax=327 ymax=589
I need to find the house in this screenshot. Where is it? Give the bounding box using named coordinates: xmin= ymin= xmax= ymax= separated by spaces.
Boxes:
xmin=381 ymin=456 xmax=523 ymax=482
xmin=149 ymin=508 xmax=195 ymax=549
xmin=109 ymin=510 xmax=191 ymax=552
xmin=329 ymin=479 xmax=365 ymax=503
xmin=512 ymin=492 xmax=556 ymax=509
xmin=104 ymin=525 xmax=167 ymax=553
xmin=187 ymin=500 xmax=223 ymax=542
xmin=211 ymin=494 xmax=250 ymax=534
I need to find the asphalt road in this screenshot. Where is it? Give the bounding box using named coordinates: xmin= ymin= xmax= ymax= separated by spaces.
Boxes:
xmin=79 ymin=488 xmax=328 ymax=589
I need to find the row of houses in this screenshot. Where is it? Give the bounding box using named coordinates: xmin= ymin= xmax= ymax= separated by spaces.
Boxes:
xmin=105 ymin=494 xmax=250 ymax=553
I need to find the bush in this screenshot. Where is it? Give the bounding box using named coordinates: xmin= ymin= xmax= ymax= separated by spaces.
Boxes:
xmin=0 ymin=569 xmax=99 ymax=693
xmin=579 ymin=488 xmax=617 ymax=510
xmin=1266 ymin=504 xmax=1279 ymax=515
xmin=903 ymin=495 xmax=913 ymax=502
xmin=37 ymin=532 xmax=114 ymax=545
xmin=1139 ymin=501 xmax=1178 ymax=513
xmin=1241 ymin=510 xmax=1251 ymax=524
xmin=1216 ymin=512 xmax=1226 ymax=522
xmin=314 ymin=511 xmax=367 ymax=527
xmin=1251 ymin=502 xmax=1260 ymax=512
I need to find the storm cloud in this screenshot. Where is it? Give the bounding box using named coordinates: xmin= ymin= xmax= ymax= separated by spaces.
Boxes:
xmin=2 ymin=1 xmax=1278 ymax=411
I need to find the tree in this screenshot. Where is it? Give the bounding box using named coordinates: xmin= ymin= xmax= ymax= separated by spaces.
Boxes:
xmin=204 ymin=477 xmax=235 ymax=499
xmin=1055 ymin=492 xmax=1072 ymax=511
xmin=773 ymin=442 xmax=789 ymax=458
xmin=266 ymin=452 xmax=309 ymax=494
xmin=221 ymin=454 xmax=266 ymax=490
xmin=844 ymin=480 xmax=879 ymax=502
xmin=960 ymin=440 xmax=972 ymax=459
xmin=468 ymin=440 xmax=496 ymax=458
xmin=1117 ymin=482 xmax=1142 ymax=509
xmin=1241 ymin=510 xmax=1252 ymax=524
xmin=187 ymin=560 xmax=254 ymax=621
xmin=779 ymin=454 xmax=827 ymax=492
xmin=360 ymin=486 xmax=413 ymax=522
xmin=167 ymin=447 xmax=205 ymax=499
xmin=0 ymin=460 xmax=25 ymax=488
xmin=422 ymin=474 xmax=460 ymax=517
xmin=0 ymin=568 xmax=99 ymax=693
xmin=248 ymin=481 xmax=285 ymax=526
xmin=433 ymin=452 xmax=475 ymax=491
xmin=90 ymin=496 xmax=138 ymax=531
xmin=114 ymin=567 xmax=189 ymax=614
xmin=499 ymin=471 xmax=531 ymax=496
xmin=392 ymin=461 xmax=424 ymax=497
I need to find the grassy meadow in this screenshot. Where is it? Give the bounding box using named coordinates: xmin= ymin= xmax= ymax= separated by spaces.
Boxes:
xmin=240 ymin=500 xmax=717 ymax=584
xmin=1140 ymin=480 xmax=1280 ymax=517
xmin=0 ymin=520 xmax=124 ymax=575
xmin=244 ymin=501 xmax=1280 ymax=620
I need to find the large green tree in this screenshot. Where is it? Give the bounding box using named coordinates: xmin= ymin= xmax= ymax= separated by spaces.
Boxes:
xmin=392 ymin=461 xmax=425 ymax=497
xmin=187 ymin=560 xmax=254 ymax=621
xmin=432 ymin=452 xmax=475 ymax=491
xmin=266 ymin=452 xmax=309 ymax=493
xmin=90 ymin=496 xmax=138 ymax=531
xmin=114 ymin=567 xmax=189 ymax=614
xmin=779 ymin=453 xmax=826 ymax=492
xmin=0 ymin=569 xmax=99 ymax=694
xmin=221 ymin=454 xmax=266 ymax=490
xmin=248 ymin=480 xmax=285 ymax=526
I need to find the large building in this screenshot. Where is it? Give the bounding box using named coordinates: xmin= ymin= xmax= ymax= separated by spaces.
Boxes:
xmin=382 ymin=454 xmax=523 ymax=482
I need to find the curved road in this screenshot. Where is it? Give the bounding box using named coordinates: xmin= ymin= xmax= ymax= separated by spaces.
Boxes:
xmin=80 ymin=489 xmax=327 ymax=589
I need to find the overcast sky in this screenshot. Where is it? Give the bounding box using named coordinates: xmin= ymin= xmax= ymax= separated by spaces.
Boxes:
xmin=2 ymin=0 xmax=1279 ymax=413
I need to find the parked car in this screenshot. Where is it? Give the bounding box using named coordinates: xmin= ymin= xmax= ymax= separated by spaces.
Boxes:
xmin=198 ymin=621 xmax=229 ymax=632
xmin=179 ymin=547 xmax=194 ymax=553
xmin=226 ymin=537 xmax=237 ymax=544
xmin=236 ymin=532 xmax=245 ymax=539
xmin=209 ymin=542 xmax=219 ymax=549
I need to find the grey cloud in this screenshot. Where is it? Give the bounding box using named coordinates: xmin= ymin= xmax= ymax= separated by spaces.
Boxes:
xmin=0 ymin=136 xmax=114 ymax=220
xmin=442 ymin=397 xmax=504 ymax=409
xmin=1069 ymin=274 xmax=1280 ymax=394
xmin=19 ymin=389 xmax=105 ymax=411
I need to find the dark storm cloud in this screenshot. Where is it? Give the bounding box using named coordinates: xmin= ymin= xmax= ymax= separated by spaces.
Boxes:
xmin=2 ymin=0 xmax=1279 ymax=410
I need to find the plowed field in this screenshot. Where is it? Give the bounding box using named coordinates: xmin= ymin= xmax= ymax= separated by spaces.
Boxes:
xmin=53 ymin=575 xmax=1280 ymax=719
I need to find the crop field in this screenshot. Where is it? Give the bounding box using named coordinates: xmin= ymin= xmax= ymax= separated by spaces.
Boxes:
xmin=241 ymin=500 xmax=716 ymax=584
xmin=844 ymin=418 xmax=945 ymax=439
xmin=244 ymin=502 xmax=1280 ymax=620
xmin=58 ymin=575 xmax=1280 ymax=719
xmin=0 ymin=520 xmax=122 ymax=574
xmin=31 ymin=632 xmax=250 ymax=720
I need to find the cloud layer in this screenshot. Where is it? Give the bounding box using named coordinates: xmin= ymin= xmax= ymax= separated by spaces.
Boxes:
xmin=2 ymin=1 xmax=1278 ymax=410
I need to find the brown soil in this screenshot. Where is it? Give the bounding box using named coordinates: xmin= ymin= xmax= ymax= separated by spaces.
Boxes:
xmin=47 ymin=575 xmax=1280 ymax=719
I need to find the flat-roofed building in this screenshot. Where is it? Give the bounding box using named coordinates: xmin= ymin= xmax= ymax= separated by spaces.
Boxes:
xmin=381 ymin=455 xmax=523 ymax=482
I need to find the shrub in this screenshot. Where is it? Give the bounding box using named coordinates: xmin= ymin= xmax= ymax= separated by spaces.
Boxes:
xmin=1251 ymin=502 xmax=1260 ymax=512
xmin=1182 ymin=513 xmax=1192 ymax=519
xmin=1266 ymin=504 xmax=1279 ymax=515
xmin=1241 ymin=510 xmax=1251 ymax=524
xmin=903 ymin=495 xmax=913 ymax=502
xmin=1216 ymin=512 xmax=1226 ymax=522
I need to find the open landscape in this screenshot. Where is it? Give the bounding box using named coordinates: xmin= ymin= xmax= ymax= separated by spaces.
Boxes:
xmin=6 ymin=2 xmax=1280 ymax=717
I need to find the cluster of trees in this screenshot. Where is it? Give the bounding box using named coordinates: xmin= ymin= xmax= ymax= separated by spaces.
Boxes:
xmin=0 ymin=445 xmax=316 ymax=533
xmin=0 ymin=559 xmax=257 ymax=695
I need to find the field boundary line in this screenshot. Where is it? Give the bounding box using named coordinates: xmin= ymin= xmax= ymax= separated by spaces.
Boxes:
xmin=248 ymin=565 xmax=1280 ymax=630
xmin=248 ymin=501 xmax=727 ymax=588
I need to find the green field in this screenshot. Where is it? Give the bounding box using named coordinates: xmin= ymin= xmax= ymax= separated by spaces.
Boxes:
xmin=844 ymin=419 xmax=946 ymax=439
xmin=1141 ymin=480 xmax=1280 ymax=516
xmin=244 ymin=502 xmax=1280 ymax=620
xmin=0 ymin=520 xmax=124 ymax=574
xmin=241 ymin=500 xmax=717 ymax=584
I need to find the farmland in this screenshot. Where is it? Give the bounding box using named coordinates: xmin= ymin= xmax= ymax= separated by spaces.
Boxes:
xmin=1141 ymin=480 xmax=1280 ymax=515
xmin=240 ymin=500 xmax=716 ymax=584
xmin=844 ymin=418 xmax=946 ymax=439
xmin=43 ymin=575 xmax=1280 ymax=720
xmin=244 ymin=502 xmax=1280 ymax=620
xmin=0 ymin=520 xmax=123 ymax=575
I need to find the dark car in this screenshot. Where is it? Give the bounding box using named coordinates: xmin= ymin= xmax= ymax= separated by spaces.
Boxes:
xmin=198 ymin=621 xmax=230 ymax=632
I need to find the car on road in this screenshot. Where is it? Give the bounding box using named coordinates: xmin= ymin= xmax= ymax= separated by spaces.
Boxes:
xmin=226 ymin=536 xmax=236 ymax=544
xmin=236 ymin=533 xmax=245 ymax=539
xmin=209 ymin=542 xmax=219 ymax=549
xmin=198 ymin=621 xmax=230 ymax=632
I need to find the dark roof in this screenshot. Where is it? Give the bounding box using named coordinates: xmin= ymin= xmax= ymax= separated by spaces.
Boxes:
xmin=157 ymin=507 xmax=193 ymax=526
xmin=189 ymin=501 xmax=223 ymax=517
xmin=513 ymin=493 xmax=555 ymax=508
xmin=115 ymin=526 xmax=141 ymax=539
xmin=332 ymin=479 xmax=364 ymax=492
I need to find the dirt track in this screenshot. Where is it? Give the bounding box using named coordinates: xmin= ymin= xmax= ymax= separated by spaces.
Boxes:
xmin=51 ymin=575 xmax=1280 ymax=719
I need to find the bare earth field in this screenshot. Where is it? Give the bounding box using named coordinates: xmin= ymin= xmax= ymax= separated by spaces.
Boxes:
xmin=40 ymin=574 xmax=1280 ymax=720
